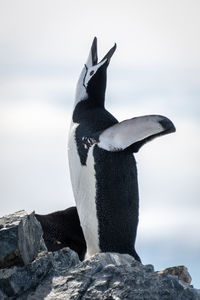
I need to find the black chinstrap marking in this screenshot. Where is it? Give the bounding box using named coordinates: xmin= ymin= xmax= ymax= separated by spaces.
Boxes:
xmin=83 ymin=64 xmax=88 ymax=89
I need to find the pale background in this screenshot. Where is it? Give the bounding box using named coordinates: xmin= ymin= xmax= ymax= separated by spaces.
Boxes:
xmin=0 ymin=0 xmax=199 ymax=288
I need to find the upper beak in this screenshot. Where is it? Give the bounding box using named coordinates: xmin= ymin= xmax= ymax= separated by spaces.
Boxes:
xmin=99 ymin=42 xmax=117 ymax=64
xmin=90 ymin=37 xmax=98 ymax=66
xmin=86 ymin=37 xmax=117 ymax=67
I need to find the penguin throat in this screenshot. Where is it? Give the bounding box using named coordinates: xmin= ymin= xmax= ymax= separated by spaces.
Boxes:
xmin=87 ymin=94 xmax=105 ymax=108
xmin=86 ymin=66 xmax=107 ymax=107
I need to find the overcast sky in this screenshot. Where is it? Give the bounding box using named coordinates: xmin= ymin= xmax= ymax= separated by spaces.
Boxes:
xmin=0 ymin=0 xmax=200 ymax=288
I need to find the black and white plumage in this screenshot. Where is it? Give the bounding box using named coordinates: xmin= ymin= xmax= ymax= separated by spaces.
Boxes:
xmin=68 ymin=37 xmax=175 ymax=261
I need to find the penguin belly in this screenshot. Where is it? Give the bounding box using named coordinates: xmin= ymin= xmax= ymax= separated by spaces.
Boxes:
xmin=68 ymin=122 xmax=100 ymax=258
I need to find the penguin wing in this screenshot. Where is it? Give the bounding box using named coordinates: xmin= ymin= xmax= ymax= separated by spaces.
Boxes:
xmin=96 ymin=115 xmax=175 ymax=152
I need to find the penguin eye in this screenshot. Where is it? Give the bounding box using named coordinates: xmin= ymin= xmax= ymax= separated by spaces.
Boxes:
xmin=90 ymin=70 xmax=94 ymax=76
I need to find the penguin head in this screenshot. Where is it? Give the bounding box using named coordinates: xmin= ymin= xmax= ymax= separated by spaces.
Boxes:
xmin=75 ymin=37 xmax=116 ymax=107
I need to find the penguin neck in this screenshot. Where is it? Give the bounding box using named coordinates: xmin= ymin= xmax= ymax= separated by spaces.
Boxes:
xmin=87 ymin=93 xmax=105 ymax=108
xmin=73 ymin=99 xmax=105 ymax=123
xmin=86 ymin=66 xmax=107 ymax=107
xmin=74 ymin=83 xmax=106 ymax=108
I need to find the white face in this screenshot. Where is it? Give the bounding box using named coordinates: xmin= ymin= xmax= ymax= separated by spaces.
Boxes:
xmin=83 ymin=59 xmax=107 ymax=88
xmin=74 ymin=37 xmax=116 ymax=108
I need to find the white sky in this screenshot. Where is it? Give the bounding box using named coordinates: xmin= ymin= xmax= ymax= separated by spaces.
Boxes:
xmin=0 ymin=0 xmax=200 ymax=67
xmin=0 ymin=0 xmax=200 ymax=287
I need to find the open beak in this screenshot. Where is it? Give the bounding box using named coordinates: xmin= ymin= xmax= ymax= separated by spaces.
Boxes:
xmin=86 ymin=37 xmax=117 ymax=67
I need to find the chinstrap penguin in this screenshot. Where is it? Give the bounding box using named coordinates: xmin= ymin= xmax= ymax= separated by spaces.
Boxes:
xmin=68 ymin=37 xmax=176 ymax=261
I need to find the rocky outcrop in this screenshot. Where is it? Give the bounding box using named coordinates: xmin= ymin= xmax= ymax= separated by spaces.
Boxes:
xmin=0 ymin=211 xmax=200 ymax=300
xmin=0 ymin=211 xmax=46 ymax=269
xmin=157 ymin=265 xmax=192 ymax=284
xmin=0 ymin=248 xmax=78 ymax=299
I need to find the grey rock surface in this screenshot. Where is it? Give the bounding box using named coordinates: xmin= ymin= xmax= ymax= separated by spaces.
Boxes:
xmin=29 ymin=252 xmax=200 ymax=300
xmin=157 ymin=265 xmax=192 ymax=284
xmin=0 ymin=211 xmax=200 ymax=300
xmin=0 ymin=249 xmax=200 ymax=300
xmin=0 ymin=211 xmax=27 ymax=268
xmin=18 ymin=212 xmax=47 ymax=265
xmin=0 ymin=248 xmax=79 ymax=299
xmin=0 ymin=211 xmax=47 ymax=268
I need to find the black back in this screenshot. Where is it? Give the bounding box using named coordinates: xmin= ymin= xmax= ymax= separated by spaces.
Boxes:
xmin=35 ymin=207 xmax=86 ymax=261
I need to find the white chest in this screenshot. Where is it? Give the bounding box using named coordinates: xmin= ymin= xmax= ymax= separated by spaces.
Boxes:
xmin=68 ymin=122 xmax=100 ymax=257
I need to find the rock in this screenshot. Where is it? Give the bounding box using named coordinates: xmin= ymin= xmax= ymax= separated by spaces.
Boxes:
xmin=0 ymin=248 xmax=79 ymax=299
xmin=0 ymin=211 xmax=200 ymax=300
xmin=157 ymin=265 xmax=192 ymax=284
xmin=1 ymin=250 xmax=200 ymax=300
xmin=0 ymin=211 xmax=27 ymax=268
xmin=18 ymin=212 xmax=47 ymax=265
xmin=31 ymin=252 xmax=199 ymax=300
xmin=0 ymin=211 xmax=47 ymax=268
